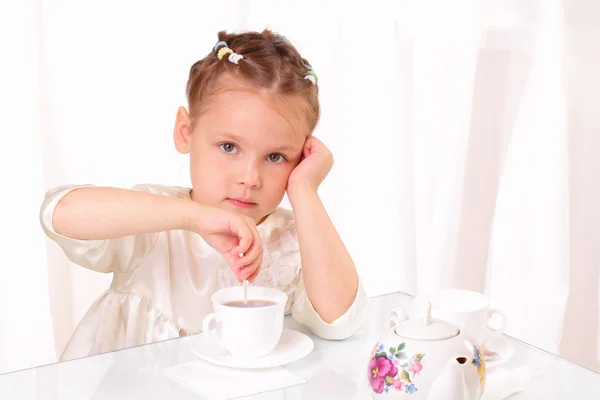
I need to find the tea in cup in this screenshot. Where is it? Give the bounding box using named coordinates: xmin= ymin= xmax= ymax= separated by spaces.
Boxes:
xmin=201 ymin=285 xmax=288 ymax=359
xmin=429 ymin=289 xmax=507 ymax=348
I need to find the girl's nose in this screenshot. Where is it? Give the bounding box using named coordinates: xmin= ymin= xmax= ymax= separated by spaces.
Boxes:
xmin=238 ymin=161 xmax=261 ymax=189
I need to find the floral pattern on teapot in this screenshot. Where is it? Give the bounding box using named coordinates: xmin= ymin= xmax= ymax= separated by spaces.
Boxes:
xmin=368 ymin=341 xmax=425 ymax=395
xmin=471 ymin=344 xmax=486 ymax=389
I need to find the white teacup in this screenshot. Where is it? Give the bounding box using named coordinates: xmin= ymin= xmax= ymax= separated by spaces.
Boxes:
xmin=429 ymin=289 xmax=507 ymax=348
xmin=201 ymin=285 xmax=288 ymax=359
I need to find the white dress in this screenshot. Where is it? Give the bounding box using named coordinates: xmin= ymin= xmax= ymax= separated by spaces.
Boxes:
xmin=40 ymin=183 xmax=368 ymax=361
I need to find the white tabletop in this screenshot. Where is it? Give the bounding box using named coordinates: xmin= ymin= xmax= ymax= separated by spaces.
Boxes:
xmin=1 ymin=292 xmax=599 ymax=399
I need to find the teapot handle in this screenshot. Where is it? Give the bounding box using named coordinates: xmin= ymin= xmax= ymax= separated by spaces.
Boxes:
xmin=388 ymin=307 xmax=409 ymax=330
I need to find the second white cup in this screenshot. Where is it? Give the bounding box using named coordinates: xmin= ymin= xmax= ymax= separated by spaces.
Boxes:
xmin=429 ymin=289 xmax=507 ymax=348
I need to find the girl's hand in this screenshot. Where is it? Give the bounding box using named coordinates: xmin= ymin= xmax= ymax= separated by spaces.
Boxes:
xmin=191 ymin=206 xmax=262 ymax=283
xmin=287 ymin=136 xmax=333 ymax=193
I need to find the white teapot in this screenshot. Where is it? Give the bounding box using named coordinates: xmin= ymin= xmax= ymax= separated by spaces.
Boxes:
xmin=367 ymin=302 xmax=486 ymax=399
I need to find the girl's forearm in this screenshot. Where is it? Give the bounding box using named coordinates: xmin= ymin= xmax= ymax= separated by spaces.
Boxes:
xmin=52 ymin=187 xmax=201 ymax=240
xmin=288 ymin=184 xmax=359 ymax=323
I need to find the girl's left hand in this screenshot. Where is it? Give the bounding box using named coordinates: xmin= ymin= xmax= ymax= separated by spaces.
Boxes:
xmin=287 ymin=136 xmax=333 ymax=192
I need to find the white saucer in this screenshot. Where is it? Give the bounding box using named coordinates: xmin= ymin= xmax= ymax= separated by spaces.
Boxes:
xmin=189 ymin=328 xmax=314 ymax=369
xmin=483 ymin=335 xmax=515 ymax=369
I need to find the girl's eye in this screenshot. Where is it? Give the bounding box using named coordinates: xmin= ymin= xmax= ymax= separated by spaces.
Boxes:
xmin=268 ymin=153 xmax=286 ymax=163
xmin=219 ymin=143 xmax=238 ymax=154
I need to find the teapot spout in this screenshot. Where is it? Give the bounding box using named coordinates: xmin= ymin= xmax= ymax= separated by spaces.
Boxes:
xmin=427 ymin=357 xmax=471 ymax=400
xmin=456 ymin=356 xmax=470 ymax=365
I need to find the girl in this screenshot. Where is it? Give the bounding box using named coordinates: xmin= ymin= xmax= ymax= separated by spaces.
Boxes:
xmin=40 ymin=29 xmax=367 ymax=361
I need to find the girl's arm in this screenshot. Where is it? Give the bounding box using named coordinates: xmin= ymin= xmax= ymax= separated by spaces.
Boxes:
xmin=44 ymin=185 xmax=262 ymax=280
xmin=286 ymin=135 xmax=360 ymax=324
xmin=288 ymin=184 xmax=359 ymax=324
xmin=52 ymin=186 xmax=202 ymax=240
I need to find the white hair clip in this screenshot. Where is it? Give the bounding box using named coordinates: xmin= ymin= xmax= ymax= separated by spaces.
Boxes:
xmin=304 ymin=75 xmax=317 ymax=85
xmin=228 ymin=52 xmax=244 ymax=65
xmin=304 ymin=65 xmax=318 ymax=85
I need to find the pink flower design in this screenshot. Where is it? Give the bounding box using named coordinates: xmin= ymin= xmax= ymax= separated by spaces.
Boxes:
xmin=393 ymin=378 xmax=404 ymax=391
xmin=368 ymin=357 xmax=398 ymax=394
xmin=409 ymin=361 xmax=422 ymax=376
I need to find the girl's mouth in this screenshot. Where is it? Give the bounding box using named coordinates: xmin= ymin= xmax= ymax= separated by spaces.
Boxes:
xmin=227 ymin=198 xmax=257 ymax=209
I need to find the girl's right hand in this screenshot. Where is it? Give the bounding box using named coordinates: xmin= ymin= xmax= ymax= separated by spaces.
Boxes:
xmin=191 ymin=205 xmax=263 ymax=283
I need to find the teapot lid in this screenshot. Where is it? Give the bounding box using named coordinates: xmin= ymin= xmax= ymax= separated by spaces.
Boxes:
xmin=394 ymin=302 xmax=459 ymax=341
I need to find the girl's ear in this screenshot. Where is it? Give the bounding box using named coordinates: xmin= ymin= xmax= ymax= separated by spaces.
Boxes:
xmin=173 ymin=107 xmax=193 ymax=154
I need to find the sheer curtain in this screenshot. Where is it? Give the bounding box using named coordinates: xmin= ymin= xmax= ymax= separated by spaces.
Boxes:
xmin=1 ymin=0 xmax=598 ymax=375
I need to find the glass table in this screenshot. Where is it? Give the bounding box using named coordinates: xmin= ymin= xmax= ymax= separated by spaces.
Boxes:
xmin=1 ymin=292 xmax=599 ymax=399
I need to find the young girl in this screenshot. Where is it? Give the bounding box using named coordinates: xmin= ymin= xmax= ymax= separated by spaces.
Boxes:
xmin=40 ymin=29 xmax=367 ymax=362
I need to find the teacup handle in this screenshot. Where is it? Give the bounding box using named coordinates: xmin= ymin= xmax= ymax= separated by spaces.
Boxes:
xmin=202 ymin=312 xmax=221 ymax=339
xmin=388 ymin=307 xmax=408 ymax=330
xmin=483 ymin=308 xmax=507 ymax=345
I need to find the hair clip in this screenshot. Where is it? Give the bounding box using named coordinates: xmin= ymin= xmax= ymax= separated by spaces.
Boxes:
xmin=214 ymin=41 xmax=244 ymax=65
xmin=214 ymin=41 xmax=228 ymax=52
xmin=304 ymin=65 xmax=318 ymax=85
xmin=277 ymin=34 xmax=290 ymax=44
xmin=228 ymin=53 xmax=244 ymax=64
xmin=217 ymin=47 xmax=233 ymax=60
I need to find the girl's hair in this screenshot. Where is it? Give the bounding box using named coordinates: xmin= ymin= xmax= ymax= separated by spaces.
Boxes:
xmin=185 ymin=29 xmax=320 ymax=132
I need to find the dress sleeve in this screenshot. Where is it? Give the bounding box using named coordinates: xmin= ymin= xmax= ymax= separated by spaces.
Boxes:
xmin=39 ymin=184 xmax=159 ymax=274
xmin=291 ymin=272 xmax=369 ymax=340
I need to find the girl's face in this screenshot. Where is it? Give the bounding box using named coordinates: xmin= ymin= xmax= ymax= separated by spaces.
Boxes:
xmin=174 ymin=89 xmax=309 ymax=224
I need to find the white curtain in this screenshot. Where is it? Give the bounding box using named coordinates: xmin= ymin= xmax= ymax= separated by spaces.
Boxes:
xmin=1 ymin=0 xmax=598 ymax=375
